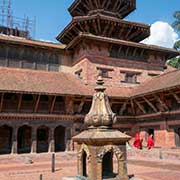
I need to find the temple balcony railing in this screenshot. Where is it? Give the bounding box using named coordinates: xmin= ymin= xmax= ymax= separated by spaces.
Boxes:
xmin=0 ymin=57 xmax=60 ymax=72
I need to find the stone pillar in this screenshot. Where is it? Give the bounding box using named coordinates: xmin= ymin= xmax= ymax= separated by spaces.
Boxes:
xmin=11 ymin=127 xmax=18 ymax=154
xmin=31 ymin=127 xmax=37 ymax=153
xmin=65 ymin=127 xmax=72 ymax=151
xmin=97 ymin=162 xmax=102 ymax=180
xmin=49 ymin=127 xmax=55 ymax=153
xmin=118 ymin=156 xmax=129 ymax=180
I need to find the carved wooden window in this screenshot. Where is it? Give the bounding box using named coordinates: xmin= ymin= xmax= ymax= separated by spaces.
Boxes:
xmin=121 ymin=71 xmax=141 ymax=84
xmin=97 ymin=67 xmax=113 ymax=78
xmin=124 ymin=73 xmax=137 ymax=83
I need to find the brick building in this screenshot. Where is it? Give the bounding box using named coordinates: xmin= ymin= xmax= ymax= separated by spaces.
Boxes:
xmin=0 ymin=0 xmax=180 ymax=155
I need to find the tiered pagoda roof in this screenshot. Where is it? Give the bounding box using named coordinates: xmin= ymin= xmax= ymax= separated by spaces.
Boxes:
xmin=68 ymin=0 xmax=136 ymax=18
xmin=57 ymin=0 xmax=149 ymax=45
xmin=57 ymin=14 xmax=150 ymax=44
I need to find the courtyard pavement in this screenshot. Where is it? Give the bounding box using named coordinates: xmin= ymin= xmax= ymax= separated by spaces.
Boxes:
xmin=0 ymin=152 xmax=179 ymax=180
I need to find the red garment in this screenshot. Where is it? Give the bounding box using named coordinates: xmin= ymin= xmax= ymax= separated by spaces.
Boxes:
xmin=147 ymin=135 xmax=154 ymax=149
xmin=133 ymin=133 xmax=142 ymax=149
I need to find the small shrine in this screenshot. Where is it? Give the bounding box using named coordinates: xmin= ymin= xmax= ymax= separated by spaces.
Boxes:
xmin=73 ymin=77 xmax=131 ymax=180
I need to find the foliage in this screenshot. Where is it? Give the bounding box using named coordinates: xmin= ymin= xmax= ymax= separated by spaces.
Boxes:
xmin=172 ymin=11 xmax=180 ymax=50
xmin=167 ymin=57 xmax=180 ymax=69
xmin=173 ymin=40 xmax=180 ymax=50
xmin=172 ymin=11 xmax=180 ymax=32
xmin=168 ymin=11 xmax=180 ymax=68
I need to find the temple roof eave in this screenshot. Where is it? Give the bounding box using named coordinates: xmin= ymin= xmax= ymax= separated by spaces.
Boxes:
xmin=0 ymin=34 xmax=66 ymax=50
xmin=66 ymin=33 xmax=180 ymax=59
xmin=68 ymin=0 xmax=136 ymax=19
xmin=56 ymin=14 xmax=150 ymax=44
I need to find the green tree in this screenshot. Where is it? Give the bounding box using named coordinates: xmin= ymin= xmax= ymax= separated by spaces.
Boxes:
xmin=167 ymin=57 xmax=180 ymax=69
xmin=168 ymin=11 xmax=180 ymax=69
xmin=172 ymin=11 xmax=180 ymax=50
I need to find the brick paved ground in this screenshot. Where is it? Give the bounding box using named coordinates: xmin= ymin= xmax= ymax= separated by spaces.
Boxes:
xmin=0 ymin=152 xmax=180 ymax=180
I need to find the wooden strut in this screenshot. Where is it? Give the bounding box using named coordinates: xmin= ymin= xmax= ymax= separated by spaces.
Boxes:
xmin=17 ymin=94 xmax=22 ymax=112
xmin=143 ymin=97 xmax=158 ymax=113
xmin=154 ymin=95 xmax=169 ymax=111
xmin=134 ymin=99 xmax=146 ymax=114
xmin=119 ymin=100 xmax=128 ymax=115
xmin=169 ymin=91 xmax=180 ymax=104
xmin=0 ymin=93 xmax=4 ymax=112
xmin=34 ymin=95 xmax=41 ymax=113
xmin=50 ymin=96 xmax=56 ymax=113
xmin=78 ymin=97 xmax=86 ymax=114
xmin=130 ymin=99 xmax=135 ymax=115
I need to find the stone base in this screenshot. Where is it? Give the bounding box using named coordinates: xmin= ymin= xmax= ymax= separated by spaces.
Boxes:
xmin=62 ymin=176 xmax=89 ymax=180
xmin=62 ymin=177 xmax=143 ymax=180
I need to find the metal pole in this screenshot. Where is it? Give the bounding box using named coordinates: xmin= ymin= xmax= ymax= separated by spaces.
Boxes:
xmin=51 ymin=153 xmax=55 ymax=173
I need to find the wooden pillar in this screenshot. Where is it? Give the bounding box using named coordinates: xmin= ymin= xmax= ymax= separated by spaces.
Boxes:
xmin=11 ymin=127 xmax=18 ymax=154
xmin=49 ymin=127 xmax=55 ymax=153
xmin=31 ymin=127 xmax=37 ymax=153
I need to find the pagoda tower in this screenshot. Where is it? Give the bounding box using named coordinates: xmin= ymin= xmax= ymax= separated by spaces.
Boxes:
xmin=57 ymin=0 xmax=150 ymax=44
xmin=57 ymin=0 xmax=178 ymax=87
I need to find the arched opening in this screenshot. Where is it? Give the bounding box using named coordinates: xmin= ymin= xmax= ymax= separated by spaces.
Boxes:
xmin=102 ymin=151 xmax=116 ymax=179
xmin=37 ymin=126 xmax=49 ymax=153
xmin=17 ymin=125 xmax=32 ymax=154
xmin=82 ymin=150 xmax=88 ymax=177
xmin=0 ymin=125 xmax=12 ymax=154
xmin=54 ymin=125 xmax=66 ymax=152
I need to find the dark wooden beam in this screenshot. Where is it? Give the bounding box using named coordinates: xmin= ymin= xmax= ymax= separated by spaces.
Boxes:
xmin=50 ymin=96 xmax=56 ymax=113
xmin=154 ymin=95 xmax=169 ymax=111
xmin=78 ymin=97 xmax=86 ymax=114
xmin=17 ymin=94 xmax=22 ymax=112
xmin=130 ymin=99 xmax=135 ymax=115
xmin=34 ymin=95 xmax=40 ymax=113
xmin=134 ymin=99 xmax=146 ymax=114
xmin=143 ymin=97 xmax=158 ymax=113
xmin=0 ymin=93 xmax=4 ymax=112
xmin=102 ymin=22 xmax=110 ymax=36
xmin=119 ymin=100 xmax=128 ymax=115
xmin=169 ymin=91 xmax=180 ymax=103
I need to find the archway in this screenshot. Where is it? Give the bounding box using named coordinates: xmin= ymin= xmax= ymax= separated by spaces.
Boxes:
xmin=54 ymin=125 xmax=66 ymax=152
xmin=0 ymin=125 xmax=12 ymax=154
xmin=37 ymin=126 xmax=49 ymax=153
xmin=102 ymin=151 xmax=116 ymax=179
xmin=17 ymin=125 xmax=32 ymax=154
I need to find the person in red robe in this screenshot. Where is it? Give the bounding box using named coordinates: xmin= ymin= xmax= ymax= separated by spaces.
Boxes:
xmin=147 ymin=134 xmax=154 ymax=149
xmin=133 ymin=133 xmax=143 ymax=149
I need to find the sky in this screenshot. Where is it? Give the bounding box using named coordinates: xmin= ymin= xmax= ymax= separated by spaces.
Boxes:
xmin=10 ymin=0 xmax=180 ymax=47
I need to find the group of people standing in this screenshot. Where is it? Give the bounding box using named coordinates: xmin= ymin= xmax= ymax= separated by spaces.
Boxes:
xmin=133 ymin=133 xmax=154 ymax=150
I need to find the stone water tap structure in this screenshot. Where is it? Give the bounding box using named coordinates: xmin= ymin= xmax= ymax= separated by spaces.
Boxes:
xmin=73 ymin=77 xmax=131 ymax=180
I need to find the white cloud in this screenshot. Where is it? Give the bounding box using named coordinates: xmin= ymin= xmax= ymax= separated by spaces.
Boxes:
xmin=142 ymin=21 xmax=179 ymax=48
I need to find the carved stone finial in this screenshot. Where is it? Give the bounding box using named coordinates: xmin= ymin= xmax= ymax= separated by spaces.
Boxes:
xmin=84 ymin=76 xmax=116 ymax=128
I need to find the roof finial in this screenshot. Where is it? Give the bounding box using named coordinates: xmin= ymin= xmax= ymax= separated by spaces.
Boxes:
xmin=84 ymin=75 xmax=116 ymax=128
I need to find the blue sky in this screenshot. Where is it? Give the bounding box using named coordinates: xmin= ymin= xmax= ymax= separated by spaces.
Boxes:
xmin=11 ymin=0 xmax=180 ymax=43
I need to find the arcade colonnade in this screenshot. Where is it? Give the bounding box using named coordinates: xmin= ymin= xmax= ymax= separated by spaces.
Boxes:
xmin=0 ymin=120 xmax=72 ymax=155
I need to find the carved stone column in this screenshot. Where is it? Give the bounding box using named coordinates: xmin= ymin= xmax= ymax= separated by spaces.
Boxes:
xmin=49 ymin=127 xmax=55 ymax=153
xmin=31 ymin=127 xmax=37 ymax=153
xmin=11 ymin=127 xmax=18 ymax=154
